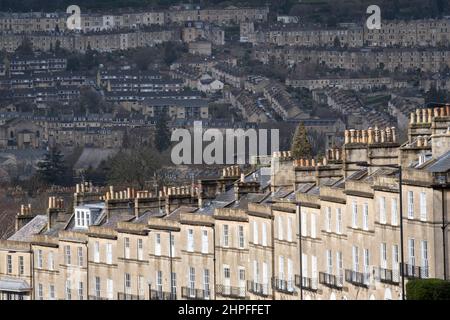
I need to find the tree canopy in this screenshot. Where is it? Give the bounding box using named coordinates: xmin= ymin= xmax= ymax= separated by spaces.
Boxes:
xmin=291 ymin=122 xmax=312 ymax=159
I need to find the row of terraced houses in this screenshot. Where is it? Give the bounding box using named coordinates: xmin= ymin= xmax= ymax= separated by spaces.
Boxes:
xmin=0 ymin=106 xmax=448 ymax=300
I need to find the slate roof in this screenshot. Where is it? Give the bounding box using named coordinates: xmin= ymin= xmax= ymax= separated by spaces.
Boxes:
xmin=8 ymin=215 xmax=47 ymax=242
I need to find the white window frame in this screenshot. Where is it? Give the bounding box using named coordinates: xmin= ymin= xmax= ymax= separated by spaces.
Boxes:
xmin=37 ymin=250 xmax=43 ymax=269
xmin=124 ymin=237 xmax=130 ymax=259
xmin=201 ymin=229 xmax=208 ymax=254
xmin=352 ymin=201 xmax=358 ymax=228
xmin=77 ymin=247 xmax=83 ymax=267
xmin=421 ymin=240 xmax=429 ymax=278
xmin=222 ymin=225 xmax=229 ymax=247
xmin=65 ymin=280 xmax=71 ymax=300
xmin=301 ymin=211 xmax=307 ymax=236
xmin=407 ymin=191 xmax=414 ymax=219
xmin=419 ymin=192 xmax=427 ymax=221
xmin=326 ymin=250 xmax=333 ymax=275
xmin=138 ymin=239 xmax=144 ymax=260
xmin=187 ymin=229 xmax=194 ymax=252
xmin=287 ymin=217 xmax=293 ymax=242
xmin=379 ymin=197 xmax=386 ymax=224
xmin=391 ymin=198 xmax=398 ymax=226
xmin=363 ymin=203 xmax=369 ymax=230
xmin=155 ymin=233 xmax=161 ymax=256
xmin=352 ymin=246 xmax=359 ymax=272
xmin=64 ymin=246 xmax=71 ymax=265
xmin=336 ymin=208 xmax=342 ymax=234
xmin=95 ymin=276 xmax=101 ymax=298
xmin=94 ymin=241 xmax=100 ymax=263
xmin=311 ymin=213 xmax=316 ymax=238
xmin=49 ymin=284 xmax=55 ymax=300
xmin=203 ymin=269 xmax=210 ymax=298
xmin=106 ymin=243 xmax=112 ymax=264
xmin=326 ymin=207 xmax=332 ymax=232
xmin=107 ymin=279 xmax=113 ymax=299
xmin=278 ymin=216 xmax=284 ymax=241
xmin=253 ymin=221 xmax=259 ymax=245
xmin=262 ymin=223 xmax=267 ymax=246
xmin=238 ymin=225 xmax=245 ymax=248
xmin=78 ymin=281 xmax=84 ymax=300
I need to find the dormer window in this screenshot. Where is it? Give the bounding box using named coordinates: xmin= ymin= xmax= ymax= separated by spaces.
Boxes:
xmin=75 ymin=209 xmax=91 ymax=229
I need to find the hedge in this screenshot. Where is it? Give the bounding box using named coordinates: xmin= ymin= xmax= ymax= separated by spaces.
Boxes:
xmin=406 ymin=279 xmax=450 ymax=300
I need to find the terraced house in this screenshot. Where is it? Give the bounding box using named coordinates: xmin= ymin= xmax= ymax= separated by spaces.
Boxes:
xmin=0 ymin=107 xmax=449 ymax=300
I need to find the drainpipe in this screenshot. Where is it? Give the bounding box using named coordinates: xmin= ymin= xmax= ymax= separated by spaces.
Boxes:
xmin=31 ymin=249 xmax=34 ymax=300
xmin=442 ymin=188 xmax=447 ymax=280
xmin=297 ymin=203 xmax=303 ymax=300
xmin=271 ymin=209 xmax=275 ymax=300
xmin=213 ymin=224 xmax=217 ymax=300
xmin=169 ymin=230 xmax=174 ymax=299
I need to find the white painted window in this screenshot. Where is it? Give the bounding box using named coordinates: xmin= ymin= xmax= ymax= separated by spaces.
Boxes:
xmin=379 ymin=197 xmax=386 ymax=224
xmin=311 ymin=256 xmax=318 ymax=284
xmin=287 ymin=258 xmax=293 ymax=290
xmin=326 ymin=250 xmax=333 ymax=274
xmin=421 ymin=240 xmax=429 ymax=278
xmin=138 ymin=239 xmax=143 ymax=260
xmin=94 ymin=241 xmax=100 ymax=263
xmin=238 ymin=225 xmax=245 ymax=248
xmin=287 ymin=217 xmax=293 ymax=242
xmin=77 ymin=247 xmax=83 ymax=267
xmin=124 ymin=237 xmax=130 ymax=259
xmin=49 ymin=284 xmax=55 ymax=300
xmin=253 ymin=260 xmax=259 ymax=283
xmin=106 ymin=243 xmax=112 ymax=264
xmin=407 ymin=191 xmax=414 ymax=219
xmin=253 ymin=221 xmax=259 ymax=244
xmin=392 ymin=245 xmax=399 ymax=270
xmin=201 ymin=230 xmax=208 ymax=253
xmin=238 ymin=267 xmax=246 ymax=293
xmin=302 ymin=253 xmax=308 ymax=279
xmin=19 ymin=256 xmax=24 ymax=275
xmin=363 ymin=203 xmax=369 ymax=230
xmin=64 ymin=246 xmax=71 ymax=265
xmin=95 ymin=277 xmax=101 ymax=298
xmin=78 ymin=281 xmax=84 ymax=300
xmin=37 ymin=283 xmax=43 ymax=300
xmin=203 ymin=269 xmax=210 ymax=298
xmin=65 ymin=280 xmax=71 ymax=300
xmin=37 ymin=250 xmax=43 ymax=269
xmin=223 ymin=265 xmax=231 ymax=295
xmin=391 ymin=199 xmax=398 ymax=226
xmin=124 ymin=273 xmax=131 ymax=294
xmin=107 ymin=279 xmax=113 ymax=299
xmin=337 ymin=251 xmax=343 ymax=285
xmin=310 ymin=214 xmax=316 ymax=238
xmin=222 ymin=225 xmax=229 ymax=247
xmin=420 ymin=192 xmax=427 ymax=221
xmin=352 ymin=201 xmax=358 ymax=228
xmin=189 ymin=267 xmax=196 ymax=293
xmin=278 ymin=256 xmax=284 ymax=280
xmin=408 ymin=238 xmax=415 ymax=266
xmin=325 ymin=207 xmax=332 ymax=232
xmin=262 ymin=223 xmax=267 ymax=246
xmin=138 ymin=275 xmax=145 ymax=297
xmin=352 ymin=246 xmax=359 ymax=272
xmin=262 ymin=262 xmax=268 ymax=294
xmin=171 ymin=272 xmax=177 ymax=297
xmin=301 ymin=211 xmax=307 ymax=236
xmin=363 ymin=249 xmax=370 ymax=283
xmin=155 ymin=233 xmax=161 ymax=256
xmin=170 ymin=234 xmax=175 ymax=257
xmin=187 ymin=229 xmax=194 ymax=252
xmin=278 ymin=216 xmax=284 ymax=240
xmin=380 ymin=243 xmax=387 ymax=268
xmin=336 ymin=208 xmax=342 ymax=234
